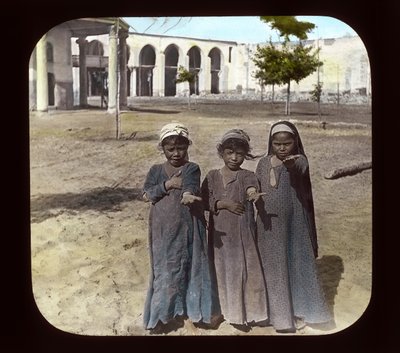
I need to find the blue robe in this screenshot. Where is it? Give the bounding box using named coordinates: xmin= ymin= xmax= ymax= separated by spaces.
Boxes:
xmin=143 ymin=161 xmax=217 ymax=329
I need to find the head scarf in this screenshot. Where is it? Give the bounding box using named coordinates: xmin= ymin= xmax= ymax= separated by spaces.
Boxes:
xmin=159 ymin=122 xmax=190 ymax=143
xmin=220 ymin=129 xmax=251 ymax=145
xmin=267 ymin=120 xmax=318 ymax=257
xmin=267 ymin=121 xmax=305 ymax=156
xmin=271 ymin=123 xmax=295 ymax=136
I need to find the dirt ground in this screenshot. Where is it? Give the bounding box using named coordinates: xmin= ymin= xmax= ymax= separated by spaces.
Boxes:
xmin=29 ymin=97 xmax=372 ymax=336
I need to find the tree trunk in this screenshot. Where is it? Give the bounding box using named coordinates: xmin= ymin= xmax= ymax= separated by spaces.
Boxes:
xmin=271 ymin=84 xmax=275 ymax=104
xmin=260 ymin=83 xmax=264 ymax=103
xmin=324 ymin=161 xmax=372 ymax=179
xmin=285 ymin=81 xmax=291 ymax=115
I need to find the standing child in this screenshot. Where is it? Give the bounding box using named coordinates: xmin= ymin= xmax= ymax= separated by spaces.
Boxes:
xmin=142 ymin=122 xmax=218 ymax=332
xmin=201 ymin=129 xmax=268 ymax=328
xmin=255 ymin=121 xmax=332 ymax=333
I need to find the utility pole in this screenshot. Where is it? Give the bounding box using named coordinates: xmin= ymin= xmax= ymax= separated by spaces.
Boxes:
xmin=115 ymin=18 xmax=121 ymax=139
xmin=316 ymin=37 xmax=321 ymax=122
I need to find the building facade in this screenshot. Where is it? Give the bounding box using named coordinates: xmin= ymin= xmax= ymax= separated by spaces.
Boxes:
xmin=29 ymin=17 xmax=371 ymax=112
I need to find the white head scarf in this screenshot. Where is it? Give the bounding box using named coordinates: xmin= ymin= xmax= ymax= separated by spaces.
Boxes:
xmin=271 ymin=123 xmax=295 ymax=136
xmin=159 ymin=122 xmax=189 ymax=142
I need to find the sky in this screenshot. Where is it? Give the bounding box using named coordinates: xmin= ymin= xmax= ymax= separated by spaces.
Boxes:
xmin=122 ymin=16 xmax=358 ymax=44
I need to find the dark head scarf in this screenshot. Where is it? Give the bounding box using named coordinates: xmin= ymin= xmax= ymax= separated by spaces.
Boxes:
xmin=267 ymin=120 xmax=319 ymax=257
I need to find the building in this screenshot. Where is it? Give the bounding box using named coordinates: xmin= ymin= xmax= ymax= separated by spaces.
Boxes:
xmin=29 ymin=17 xmax=371 ymax=112
xmin=29 ymin=17 xmax=130 ymax=113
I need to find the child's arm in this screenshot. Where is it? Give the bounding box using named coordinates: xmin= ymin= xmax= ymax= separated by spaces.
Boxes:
xmin=216 ymin=200 xmax=245 ymax=215
xmin=243 ymin=171 xmax=266 ymax=202
xmin=180 ymin=163 xmax=203 ymax=205
xmin=201 ymin=170 xmax=245 ymax=215
xmin=181 ymin=163 xmax=201 ymax=196
xmin=283 ymin=154 xmax=308 ymax=174
xmin=143 ymin=165 xmax=173 ymax=203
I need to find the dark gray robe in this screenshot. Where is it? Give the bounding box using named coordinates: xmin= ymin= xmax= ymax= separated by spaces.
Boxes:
xmin=143 ymin=161 xmax=218 ymax=329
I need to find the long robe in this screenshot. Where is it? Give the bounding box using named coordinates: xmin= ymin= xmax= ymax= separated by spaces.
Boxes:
xmin=255 ymin=154 xmax=331 ymax=330
xmin=143 ymin=161 xmax=217 ymax=329
xmin=201 ymin=168 xmax=268 ymax=325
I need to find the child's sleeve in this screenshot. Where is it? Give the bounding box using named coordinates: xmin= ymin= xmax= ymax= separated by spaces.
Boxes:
xmin=290 ymin=155 xmax=309 ymax=175
xmin=181 ymin=163 xmax=201 ymax=196
xmin=143 ymin=165 xmax=168 ymax=203
xmin=243 ymin=171 xmax=260 ymax=194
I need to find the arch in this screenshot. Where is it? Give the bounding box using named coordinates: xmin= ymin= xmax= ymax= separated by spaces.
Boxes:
xmin=209 ymin=47 xmax=222 ymax=94
xmin=137 ymin=45 xmax=156 ymax=96
xmin=164 ymin=44 xmax=179 ymax=96
xmin=187 ymin=46 xmax=201 ymax=95
xmin=85 ymin=40 xmax=107 ymax=101
xmin=126 ymin=44 xmax=131 ymax=63
xmin=48 ymin=72 xmax=55 ymax=105
xmin=46 ymin=42 xmax=54 ymax=63
xmin=87 ymin=40 xmax=104 ymax=56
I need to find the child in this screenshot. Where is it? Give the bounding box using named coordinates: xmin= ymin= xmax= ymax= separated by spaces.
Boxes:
xmin=142 ymin=122 xmax=218 ymax=332
xmin=255 ymin=121 xmax=332 ymax=333
xmin=201 ymin=129 xmax=268 ymax=328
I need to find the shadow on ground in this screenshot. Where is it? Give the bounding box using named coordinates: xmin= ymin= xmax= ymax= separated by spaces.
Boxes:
xmin=316 ymin=255 xmax=344 ymax=324
xmin=31 ymin=187 xmax=143 ymax=223
xmin=128 ymin=107 xmax=181 ymax=114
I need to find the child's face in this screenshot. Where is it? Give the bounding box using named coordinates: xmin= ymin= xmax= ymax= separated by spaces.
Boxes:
xmin=162 ymin=142 xmax=188 ymax=167
xmin=271 ymin=132 xmax=296 ymax=160
xmin=222 ymin=147 xmax=246 ymax=171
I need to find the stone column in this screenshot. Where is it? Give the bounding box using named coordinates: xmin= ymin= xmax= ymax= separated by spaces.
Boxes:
xmin=180 ymin=55 xmax=191 ymax=96
xmin=36 ymin=34 xmax=48 ymax=112
xmin=155 ymin=51 xmax=165 ymax=97
xmin=130 ymin=67 xmax=136 ymax=96
xmin=202 ymin=56 xmax=211 ymax=95
xmin=222 ymin=65 xmax=229 ymax=93
xmin=108 ymin=25 xmax=118 ymax=114
xmin=119 ymin=30 xmax=128 ymax=109
xmin=76 ymin=37 xmax=88 ymax=107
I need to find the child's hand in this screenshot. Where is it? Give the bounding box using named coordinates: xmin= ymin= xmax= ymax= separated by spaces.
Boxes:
xmin=142 ymin=192 xmax=150 ymax=202
xmin=217 ymin=200 xmax=245 ymax=215
xmin=246 ymin=187 xmax=266 ymax=202
xmin=181 ymin=193 xmax=202 ymax=205
xmin=283 ymin=154 xmax=301 ymax=167
xmin=165 ymin=170 xmax=182 ymax=190
xmin=247 ymin=191 xmax=267 ymax=202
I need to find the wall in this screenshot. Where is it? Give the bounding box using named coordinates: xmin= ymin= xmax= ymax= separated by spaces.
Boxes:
xmin=46 ymin=27 xmax=74 ymax=109
xmin=69 ymin=32 xmax=370 ymax=104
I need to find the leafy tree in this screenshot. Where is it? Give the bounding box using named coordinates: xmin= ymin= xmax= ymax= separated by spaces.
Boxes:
xmin=260 ymin=16 xmax=315 ymax=41
xmin=175 ymin=65 xmax=196 ymax=109
xmin=253 ymin=16 xmax=322 ymax=115
xmin=253 ymin=42 xmax=283 ymax=103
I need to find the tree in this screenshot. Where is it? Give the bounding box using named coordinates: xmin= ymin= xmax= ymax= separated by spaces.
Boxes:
xmin=253 ymin=42 xmax=283 ymax=104
xmin=281 ymin=42 xmax=322 ymax=115
xmin=254 ymin=16 xmax=322 ymax=115
xmin=175 ymin=65 xmax=196 ymax=109
xmin=260 ymin=16 xmax=316 ymax=41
